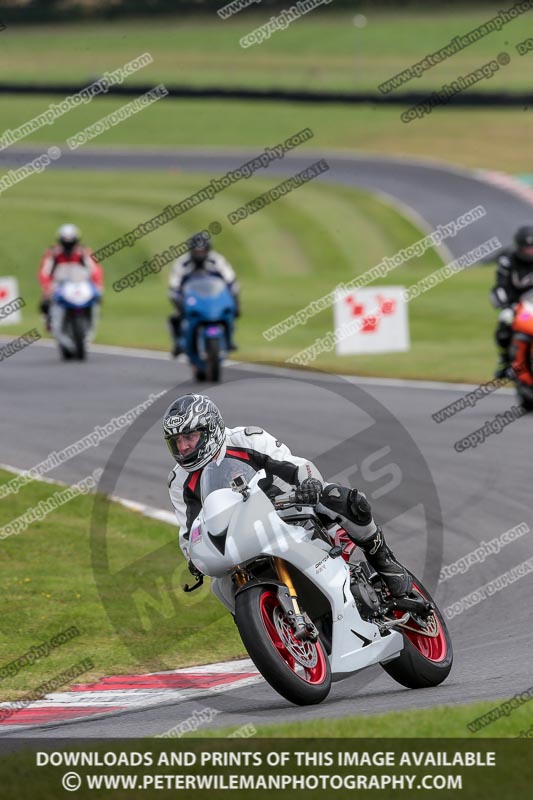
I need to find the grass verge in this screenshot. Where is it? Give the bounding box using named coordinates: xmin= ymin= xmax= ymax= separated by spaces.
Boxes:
xmin=0 ymin=468 xmax=244 ymax=702
xmin=201 ymin=700 xmax=533 ymax=738
xmin=1 ymin=96 xmax=532 ymax=172
xmin=0 ymin=12 xmax=531 ymax=93
xmin=0 ymin=168 xmax=499 ymax=383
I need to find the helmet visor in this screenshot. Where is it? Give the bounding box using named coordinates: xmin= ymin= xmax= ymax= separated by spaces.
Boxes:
xmin=165 ymin=428 xmax=208 ymax=468
xmin=191 ymin=248 xmax=208 ymax=266
xmin=519 ymin=244 xmax=533 ymax=262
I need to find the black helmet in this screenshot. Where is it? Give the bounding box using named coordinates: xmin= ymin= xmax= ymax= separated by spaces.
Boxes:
xmin=188 ymin=232 xmax=211 ymax=267
xmin=163 ymin=393 xmax=225 ymax=472
xmin=514 ymin=226 xmax=533 ymax=263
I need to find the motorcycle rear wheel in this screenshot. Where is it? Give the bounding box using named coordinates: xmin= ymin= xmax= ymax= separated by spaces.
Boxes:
xmin=235 ymin=585 xmax=331 ymax=706
xmin=381 ymin=571 xmax=453 ymax=689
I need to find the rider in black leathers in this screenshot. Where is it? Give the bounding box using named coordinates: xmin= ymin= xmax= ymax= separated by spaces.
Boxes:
xmin=491 ymin=226 xmax=533 ymax=378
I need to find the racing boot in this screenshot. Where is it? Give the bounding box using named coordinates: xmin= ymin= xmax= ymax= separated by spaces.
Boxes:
xmin=319 ymin=484 xmax=412 ymax=597
xmin=358 ymin=526 xmax=412 ymax=597
xmin=39 ymin=299 xmax=51 ymax=333
xmin=494 ymin=349 xmax=511 ymax=380
xmin=168 ymin=314 xmax=182 ymax=357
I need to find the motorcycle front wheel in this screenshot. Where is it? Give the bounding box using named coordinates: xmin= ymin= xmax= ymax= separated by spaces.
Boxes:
xmin=235 ymin=585 xmax=331 ymax=706
xmin=68 ymin=314 xmax=86 ymax=360
xmin=205 ymin=337 xmax=221 ymax=382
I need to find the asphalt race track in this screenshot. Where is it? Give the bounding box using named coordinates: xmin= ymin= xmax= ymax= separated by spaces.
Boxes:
xmin=1 ymin=150 xmax=532 ymax=736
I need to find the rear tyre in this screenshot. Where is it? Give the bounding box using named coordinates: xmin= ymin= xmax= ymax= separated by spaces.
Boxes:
xmin=206 ymin=338 xmax=220 ymax=382
xmin=235 ymin=585 xmax=331 ymax=706
xmin=381 ymin=572 xmax=453 ymax=689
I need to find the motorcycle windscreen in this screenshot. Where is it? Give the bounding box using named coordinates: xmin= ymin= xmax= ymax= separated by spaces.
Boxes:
xmin=200 ymin=456 xmax=256 ymax=502
xmin=183 ymin=275 xmax=227 ymax=298
xmin=60 ymin=281 xmax=94 ymax=306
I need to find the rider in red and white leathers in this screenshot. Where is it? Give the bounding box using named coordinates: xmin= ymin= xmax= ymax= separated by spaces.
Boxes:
xmin=38 ymin=224 xmax=103 ymax=327
xmin=165 ymin=394 xmax=412 ymax=597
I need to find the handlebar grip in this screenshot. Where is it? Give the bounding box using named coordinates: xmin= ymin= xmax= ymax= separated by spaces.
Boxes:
xmin=273 ymin=493 xmax=297 ymax=509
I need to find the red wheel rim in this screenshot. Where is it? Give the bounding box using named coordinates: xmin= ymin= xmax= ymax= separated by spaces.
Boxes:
xmin=394 ymin=582 xmax=447 ymax=663
xmin=259 ymin=591 xmax=328 ymax=684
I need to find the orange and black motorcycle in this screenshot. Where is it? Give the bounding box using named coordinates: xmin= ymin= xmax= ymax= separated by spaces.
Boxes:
xmin=510 ymin=289 xmax=533 ymax=410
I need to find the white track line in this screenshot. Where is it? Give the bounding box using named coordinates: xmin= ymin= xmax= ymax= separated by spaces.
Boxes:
xmin=0 ymin=335 xmax=514 ymax=394
xmin=0 ymin=460 xmax=178 ymax=527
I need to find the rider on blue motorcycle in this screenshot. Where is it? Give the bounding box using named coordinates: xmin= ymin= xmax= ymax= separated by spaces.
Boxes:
xmin=164 ymin=393 xmax=413 ymax=598
xmin=168 ymin=233 xmax=240 ymax=356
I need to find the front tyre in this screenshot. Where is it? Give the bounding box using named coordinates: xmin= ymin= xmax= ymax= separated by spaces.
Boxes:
xmin=381 ymin=572 xmax=453 ymax=689
xmin=69 ymin=314 xmax=86 ymax=360
xmin=59 ymin=344 xmax=72 ymax=361
xmin=206 ymin=337 xmax=220 ymax=382
xmin=516 ymin=386 xmax=533 ymax=411
xmin=235 ymin=586 xmax=331 ymax=706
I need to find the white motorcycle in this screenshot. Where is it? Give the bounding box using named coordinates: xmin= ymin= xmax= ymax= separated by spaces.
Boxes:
xmin=186 ymin=457 xmax=453 ymax=706
xmin=50 ymin=266 xmax=101 ymax=361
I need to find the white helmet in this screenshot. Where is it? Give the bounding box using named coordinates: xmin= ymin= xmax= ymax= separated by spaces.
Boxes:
xmin=163 ymin=394 xmax=226 ymax=472
xmin=57 ymin=224 xmax=81 ymax=248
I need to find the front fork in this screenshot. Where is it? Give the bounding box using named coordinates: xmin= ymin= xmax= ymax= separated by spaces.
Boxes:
xmin=272 ymin=558 xmax=318 ymax=641
xmin=231 ymin=559 xmax=318 ymax=641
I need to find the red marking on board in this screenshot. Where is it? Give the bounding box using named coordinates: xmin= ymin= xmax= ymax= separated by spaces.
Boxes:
xmin=345 ymin=294 xmax=397 ymax=333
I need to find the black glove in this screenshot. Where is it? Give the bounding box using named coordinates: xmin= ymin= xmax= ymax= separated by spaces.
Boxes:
xmin=187 ymin=559 xmax=203 ymax=580
xmin=294 ymin=478 xmax=323 ymax=505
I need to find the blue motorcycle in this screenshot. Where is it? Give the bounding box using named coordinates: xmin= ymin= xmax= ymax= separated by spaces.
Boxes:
xmin=174 ymin=274 xmax=237 ymax=382
xmin=51 ymin=277 xmax=101 ymax=361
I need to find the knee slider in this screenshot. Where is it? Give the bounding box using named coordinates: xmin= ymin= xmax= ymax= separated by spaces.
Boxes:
xmin=349 ymin=489 xmax=373 ymax=526
xmin=320 ymin=483 xmax=352 ymax=517
xmin=496 ymin=322 xmax=512 ymax=347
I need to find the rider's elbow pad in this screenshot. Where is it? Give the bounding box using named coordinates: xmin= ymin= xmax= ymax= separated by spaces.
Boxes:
xmin=490 ymin=287 xmax=507 ymax=308
xmin=320 ymin=484 xmax=372 ymax=526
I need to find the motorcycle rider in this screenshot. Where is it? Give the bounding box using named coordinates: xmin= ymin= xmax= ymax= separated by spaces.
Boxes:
xmin=164 ymin=393 xmax=412 ymax=598
xmin=167 ymin=232 xmax=240 ymax=356
xmin=491 ymin=225 xmax=533 ymax=378
xmin=38 ymin=224 xmax=103 ymax=330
